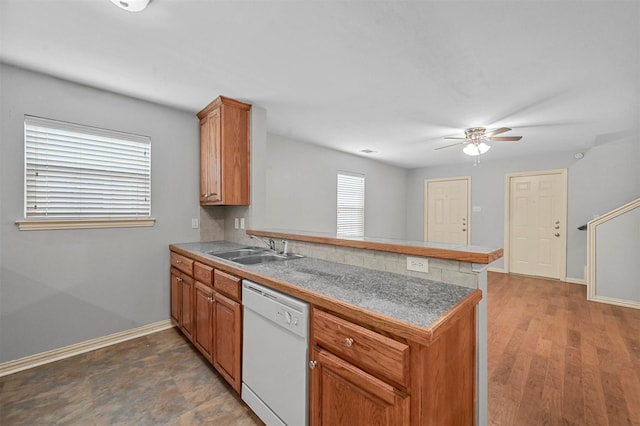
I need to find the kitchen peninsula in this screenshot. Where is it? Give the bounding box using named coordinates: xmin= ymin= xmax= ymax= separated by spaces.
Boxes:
xmin=170 ymin=232 xmax=501 ymax=425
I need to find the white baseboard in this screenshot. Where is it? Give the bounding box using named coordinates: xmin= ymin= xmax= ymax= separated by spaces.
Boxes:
xmin=565 ymin=277 xmax=586 ymax=285
xmin=0 ymin=320 xmax=174 ymax=378
xmin=488 ymin=267 xmax=586 ymax=285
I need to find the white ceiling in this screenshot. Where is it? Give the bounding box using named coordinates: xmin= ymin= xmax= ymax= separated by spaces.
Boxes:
xmin=1 ymin=0 xmax=638 ymax=168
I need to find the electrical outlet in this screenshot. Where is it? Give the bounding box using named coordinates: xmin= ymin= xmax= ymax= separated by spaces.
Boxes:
xmin=407 ymin=256 xmax=429 ymax=273
xmin=234 ymin=218 xmax=239 ymax=230
xmin=191 ymin=218 xmax=199 ymax=229
xmin=240 ymin=218 xmax=245 ymax=229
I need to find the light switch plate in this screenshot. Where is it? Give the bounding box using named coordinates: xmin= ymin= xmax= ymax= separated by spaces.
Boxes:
xmin=240 ymin=218 xmax=245 ymax=229
xmin=234 ymin=218 xmax=239 ymax=229
xmin=191 ymin=218 xmax=199 ymax=229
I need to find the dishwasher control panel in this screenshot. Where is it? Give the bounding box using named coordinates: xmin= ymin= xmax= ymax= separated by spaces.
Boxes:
xmin=242 ymin=280 xmax=309 ymax=339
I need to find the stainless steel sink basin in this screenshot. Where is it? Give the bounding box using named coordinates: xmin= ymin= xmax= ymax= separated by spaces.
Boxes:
xmin=232 ymin=253 xmax=305 ymax=265
xmin=207 ymin=248 xmax=268 ymax=259
xmin=208 ymin=247 xmax=304 ymax=265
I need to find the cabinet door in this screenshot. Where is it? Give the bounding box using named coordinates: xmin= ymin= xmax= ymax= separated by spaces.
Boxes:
xmin=200 ymin=108 xmax=222 ymax=205
xmin=310 ymin=347 xmax=410 ymax=426
xmin=170 ymin=269 xmax=181 ymax=326
xmin=212 ymin=291 xmax=241 ymax=393
xmin=180 ymin=274 xmax=194 ymax=342
xmin=194 ymin=282 xmax=214 ymax=362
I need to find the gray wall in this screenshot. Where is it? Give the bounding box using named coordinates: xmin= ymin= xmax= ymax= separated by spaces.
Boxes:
xmin=595 ymin=205 xmax=640 ymax=302
xmin=262 ymin=134 xmax=407 ymax=239
xmin=0 ymin=64 xmax=200 ymax=363
xmin=406 ymin=137 xmax=640 ymax=280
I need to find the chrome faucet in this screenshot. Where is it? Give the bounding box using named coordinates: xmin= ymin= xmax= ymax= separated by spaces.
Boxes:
xmin=250 ymin=235 xmax=288 ymax=254
xmin=250 ymin=235 xmax=276 ymax=251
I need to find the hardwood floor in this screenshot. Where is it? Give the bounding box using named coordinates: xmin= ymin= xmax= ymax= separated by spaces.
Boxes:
xmin=1 ymin=273 xmax=638 ymax=425
xmin=488 ymin=272 xmax=640 ymax=426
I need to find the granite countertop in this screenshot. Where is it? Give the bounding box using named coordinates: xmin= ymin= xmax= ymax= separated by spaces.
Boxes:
xmin=171 ymin=241 xmax=477 ymax=330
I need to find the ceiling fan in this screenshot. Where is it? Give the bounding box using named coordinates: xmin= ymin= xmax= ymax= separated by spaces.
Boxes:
xmin=436 ymin=127 xmax=522 ymax=164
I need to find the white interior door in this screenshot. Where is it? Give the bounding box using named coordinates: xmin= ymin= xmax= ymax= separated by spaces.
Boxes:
xmin=424 ymin=177 xmax=470 ymax=245
xmin=507 ymin=170 xmax=567 ymax=279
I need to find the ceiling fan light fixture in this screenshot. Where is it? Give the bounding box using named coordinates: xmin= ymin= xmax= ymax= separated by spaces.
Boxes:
xmin=463 ymin=142 xmax=491 ymax=156
xmin=109 ymin=0 xmax=150 ymax=12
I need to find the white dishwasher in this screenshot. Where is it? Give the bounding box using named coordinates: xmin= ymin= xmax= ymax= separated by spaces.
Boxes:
xmin=241 ymin=280 xmax=309 ymax=426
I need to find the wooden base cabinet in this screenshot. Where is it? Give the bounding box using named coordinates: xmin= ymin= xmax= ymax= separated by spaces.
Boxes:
xmin=194 ymin=281 xmax=214 ymax=362
xmin=212 ymin=291 xmax=242 ymax=393
xmin=310 ymin=304 xmax=477 ymax=426
xmin=170 ymin=251 xmax=243 ymax=394
xmin=170 ymin=267 xmax=194 ymax=342
xmin=310 ymin=347 xmax=410 ymax=426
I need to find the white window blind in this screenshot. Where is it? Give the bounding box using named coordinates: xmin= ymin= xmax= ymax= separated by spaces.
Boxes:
xmin=337 ymin=172 xmax=365 ymax=237
xmin=24 ymin=115 xmax=151 ymax=219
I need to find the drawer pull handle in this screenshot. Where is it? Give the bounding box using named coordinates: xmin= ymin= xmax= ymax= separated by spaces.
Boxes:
xmin=344 ymin=337 xmax=354 ymax=347
xmin=309 ymin=360 xmax=317 ymax=369
xmin=176 ymin=260 xmax=182 ymax=263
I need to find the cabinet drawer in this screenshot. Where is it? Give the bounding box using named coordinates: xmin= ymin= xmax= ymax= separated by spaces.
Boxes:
xmin=214 ymin=270 xmax=241 ymax=301
xmin=312 ymin=308 xmax=409 ymax=387
xmin=170 ymin=252 xmax=193 ymax=275
xmin=193 ymin=262 xmax=213 ymax=286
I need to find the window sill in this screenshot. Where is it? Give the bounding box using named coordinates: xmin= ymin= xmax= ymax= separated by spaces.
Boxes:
xmin=16 ymin=218 xmax=156 ymax=231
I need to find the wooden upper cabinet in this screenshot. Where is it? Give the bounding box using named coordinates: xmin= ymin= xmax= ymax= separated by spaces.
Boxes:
xmin=197 ymin=96 xmax=251 ymax=206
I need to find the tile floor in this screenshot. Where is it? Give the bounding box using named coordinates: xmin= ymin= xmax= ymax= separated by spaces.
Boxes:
xmin=0 ymin=328 xmax=263 ymax=425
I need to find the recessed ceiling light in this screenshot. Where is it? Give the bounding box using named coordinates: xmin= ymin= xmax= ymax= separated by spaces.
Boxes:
xmin=110 ymin=0 xmax=151 ymax=12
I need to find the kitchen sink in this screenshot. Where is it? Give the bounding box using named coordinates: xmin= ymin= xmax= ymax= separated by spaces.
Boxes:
xmin=232 ymin=253 xmax=304 ymax=265
xmin=208 ymin=247 xmax=304 ymax=265
xmin=208 ymin=248 xmax=268 ymax=260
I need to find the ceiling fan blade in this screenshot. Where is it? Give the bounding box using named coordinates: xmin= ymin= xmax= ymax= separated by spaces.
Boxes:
xmin=444 ymin=136 xmax=467 ymax=140
xmin=489 ymin=136 xmax=522 ymax=142
xmin=435 ymin=141 xmax=466 ymax=150
xmin=484 ymin=127 xmax=512 ymax=137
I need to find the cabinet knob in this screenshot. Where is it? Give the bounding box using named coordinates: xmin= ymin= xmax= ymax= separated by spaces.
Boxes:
xmin=207 ymin=297 xmax=213 ymax=303
xmin=309 ymin=360 xmax=317 ymax=369
xmin=176 ymin=260 xmax=181 ymax=263
xmin=344 ymin=337 xmax=354 ymax=347
xmin=555 ymin=233 xmax=560 ymax=237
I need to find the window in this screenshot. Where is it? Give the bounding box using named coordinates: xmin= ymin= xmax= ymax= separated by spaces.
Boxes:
xmin=337 ymin=172 xmax=365 ymax=238
xmin=18 ymin=115 xmax=154 ymax=230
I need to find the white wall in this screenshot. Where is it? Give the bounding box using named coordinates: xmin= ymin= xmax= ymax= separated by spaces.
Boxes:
xmin=262 ymin=134 xmax=407 ymax=239
xmin=0 ymin=64 xmax=200 ymax=363
xmin=406 ymin=138 xmax=640 ymax=280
